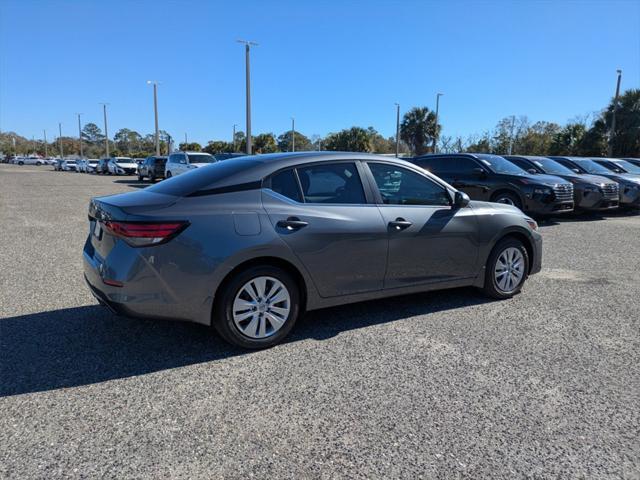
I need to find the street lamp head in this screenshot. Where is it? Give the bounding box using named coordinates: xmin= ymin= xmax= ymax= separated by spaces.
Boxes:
xmin=237 ymin=39 xmax=258 ymax=46
xmin=616 ymin=69 xmax=622 ymax=75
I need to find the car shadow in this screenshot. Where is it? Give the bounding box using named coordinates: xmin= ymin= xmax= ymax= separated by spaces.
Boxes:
xmin=0 ymin=287 xmax=490 ymax=397
xmin=112 ymin=179 xmax=148 ymax=189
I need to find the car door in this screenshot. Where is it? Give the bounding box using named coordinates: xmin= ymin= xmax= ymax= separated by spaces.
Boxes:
xmin=261 ymin=161 xmax=388 ymax=298
xmin=364 ymin=161 xmax=480 ymax=288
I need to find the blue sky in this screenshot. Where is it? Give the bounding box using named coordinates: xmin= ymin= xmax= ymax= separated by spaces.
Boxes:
xmin=1 ymin=0 xmax=638 ymax=144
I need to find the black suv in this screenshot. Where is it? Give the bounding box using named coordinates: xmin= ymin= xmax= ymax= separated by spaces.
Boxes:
xmin=137 ymin=156 xmax=168 ymax=182
xmin=550 ymin=156 xmax=639 ymax=209
xmin=505 ymin=155 xmax=619 ymax=211
xmin=412 ymin=153 xmax=574 ymax=215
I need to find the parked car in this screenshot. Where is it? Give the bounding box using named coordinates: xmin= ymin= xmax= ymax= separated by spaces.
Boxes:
xmin=95 ymin=158 xmax=110 ymax=174
xmin=61 ymin=159 xmax=77 ymax=172
xmin=107 ymin=157 xmax=138 ymax=175
xmin=84 ymin=159 xmax=99 ymax=173
xmin=411 ymin=153 xmax=574 ymax=215
xmin=76 ymin=159 xmax=87 ymax=172
xmin=164 ymin=151 xmax=216 ymax=178
xmin=53 ymin=159 xmax=65 ymax=171
xmin=84 ymin=152 xmax=542 ymax=349
xmin=13 ymin=156 xmax=45 ymax=166
xmin=505 ymin=155 xmax=620 ymax=211
xmin=549 ymin=156 xmax=640 ymax=209
xmin=137 ymin=156 xmax=167 ymax=182
xmin=590 ymin=158 xmax=640 ymax=207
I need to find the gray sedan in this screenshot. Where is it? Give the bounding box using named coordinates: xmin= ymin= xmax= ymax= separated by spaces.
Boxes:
xmin=84 ymin=152 xmax=542 ymax=348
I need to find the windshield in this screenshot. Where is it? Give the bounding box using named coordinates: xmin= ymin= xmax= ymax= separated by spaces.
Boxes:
xmin=614 ymin=160 xmax=640 ymax=174
xmin=187 ymin=153 xmax=215 ymax=164
xmin=532 ymin=158 xmax=575 ymax=175
xmin=574 ymin=159 xmax=612 ymax=175
xmin=476 ymin=154 xmax=527 ymax=175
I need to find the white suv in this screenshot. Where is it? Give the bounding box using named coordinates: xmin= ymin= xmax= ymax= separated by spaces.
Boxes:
xmin=164 ymin=151 xmax=216 ymax=178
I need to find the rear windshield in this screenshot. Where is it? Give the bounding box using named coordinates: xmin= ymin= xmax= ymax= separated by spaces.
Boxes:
xmin=187 ymin=153 xmax=215 ymax=164
xmin=147 ymin=158 xmax=262 ymax=196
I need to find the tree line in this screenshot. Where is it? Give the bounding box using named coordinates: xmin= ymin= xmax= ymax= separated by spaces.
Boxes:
xmin=1 ymin=88 xmax=638 ymax=159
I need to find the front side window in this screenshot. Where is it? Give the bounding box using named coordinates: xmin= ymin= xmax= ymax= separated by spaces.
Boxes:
xmin=270 ymin=169 xmax=302 ymax=202
xmin=296 ymin=163 xmax=366 ymax=204
xmin=368 ymin=163 xmax=451 ymax=206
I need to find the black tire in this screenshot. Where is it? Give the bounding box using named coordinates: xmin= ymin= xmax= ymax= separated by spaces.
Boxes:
xmin=212 ymin=265 xmax=301 ymax=349
xmin=137 ymin=174 xmax=144 ymax=182
xmin=166 ymin=171 xmax=172 ymax=179
xmin=18 ymin=161 xmax=24 ymax=165
xmin=149 ymin=173 xmax=156 ymax=183
xmin=482 ymin=237 xmax=529 ymax=299
xmin=492 ymin=191 xmax=522 ymax=210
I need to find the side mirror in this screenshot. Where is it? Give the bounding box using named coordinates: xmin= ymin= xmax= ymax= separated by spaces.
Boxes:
xmin=527 ymin=168 xmax=538 ymax=175
xmin=572 ymin=168 xmax=580 ymax=174
xmin=454 ymin=191 xmax=470 ymax=208
xmin=472 ymin=167 xmax=486 ymax=176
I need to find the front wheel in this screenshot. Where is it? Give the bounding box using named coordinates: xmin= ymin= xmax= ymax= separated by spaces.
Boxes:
xmin=482 ymin=237 xmax=529 ymax=299
xmin=492 ymin=192 xmax=522 ymax=210
xmin=165 ymin=171 xmax=172 ymax=179
xmin=213 ymin=266 xmax=301 ymax=349
xmin=137 ymin=174 xmax=143 ymax=182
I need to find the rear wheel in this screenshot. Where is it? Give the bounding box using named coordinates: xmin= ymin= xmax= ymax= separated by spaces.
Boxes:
xmin=482 ymin=237 xmax=529 ymax=299
xmin=166 ymin=171 xmax=172 ymax=179
xmin=18 ymin=161 xmax=24 ymax=165
xmin=213 ymin=266 xmax=301 ymax=349
xmin=150 ymin=172 xmax=157 ymax=183
xmin=492 ymin=191 xmax=522 ymax=210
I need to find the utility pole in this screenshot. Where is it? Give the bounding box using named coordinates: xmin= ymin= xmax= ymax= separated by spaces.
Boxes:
xmin=58 ymin=123 xmax=64 ymax=159
xmin=100 ymin=103 xmax=110 ymax=157
xmin=432 ymin=93 xmax=443 ymax=153
xmin=395 ymin=103 xmax=400 ymax=157
xmin=43 ymin=129 xmax=48 ymax=157
xmin=232 ymin=124 xmax=237 ymax=152
xmin=291 ymin=117 xmax=295 ymax=152
xmin=147 ymin=81 xmax=161 ymax=156
xmin=237 ymin=40 xmax=258 ymax=155
xmin=608 ymin=69 xmax=622 ymax=157
xmin=77 ymin=113 xmax=83 ymax=158
xmin=508 ymin=115 xmax=516 ymax=155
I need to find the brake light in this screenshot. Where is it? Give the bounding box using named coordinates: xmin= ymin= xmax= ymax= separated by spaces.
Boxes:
xmin=102 ymin=221 xmax=188 ymax=247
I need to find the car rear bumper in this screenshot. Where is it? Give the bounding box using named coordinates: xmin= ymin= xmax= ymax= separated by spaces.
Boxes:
xmin=83 ymin=236 xmax=212 ymax=325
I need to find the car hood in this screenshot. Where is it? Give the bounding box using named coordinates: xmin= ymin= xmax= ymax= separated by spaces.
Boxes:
xmin=469 ymin=200 xmax=523 ymax=215
xmin=115 ymin=163 xmax=137 ymax=168
xmin=549 ymin=173 xmax=615 ymax=185
xmin=594 ymin=172 xmax=640 ymax=185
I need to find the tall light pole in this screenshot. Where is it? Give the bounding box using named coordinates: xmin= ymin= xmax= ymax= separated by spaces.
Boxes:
xmin=99 ymin=103 xmax=110 ymax=157
xmin=58 ymin=123 xmax=64 ymax=159
xmin=291 ymin=117 xmax=295 ymax=152
xmin=395 ymin=103 xmax=400 ymax=157
xmin=232 ymin=124 xmax=237 ymax=152
xmin=237 ymin=40 xmax=258 ymax=155
xmin=432 ymin=93 xmax=443 ymax=153
xmin=147 ymin=81 xmax=160 ymax=156
xmin=43 ymin=129 xmax=48 ymax=157
xmin=608 ymin=69 xmax=622 ymax=157
xmin=184 ymin=133 xmax=188 ymax=146
xmin=76 ymin=113 xmax=83 ymax=158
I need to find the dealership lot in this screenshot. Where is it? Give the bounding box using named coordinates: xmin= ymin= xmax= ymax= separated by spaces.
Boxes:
xmin=1 ymin=164 xmax=639 ymax=478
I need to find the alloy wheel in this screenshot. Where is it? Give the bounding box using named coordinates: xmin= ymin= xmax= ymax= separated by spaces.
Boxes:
xmin=494 ymin=247 xmax=525 ymax=293
xmin=232 ymin=276 xmax=291 ymax=339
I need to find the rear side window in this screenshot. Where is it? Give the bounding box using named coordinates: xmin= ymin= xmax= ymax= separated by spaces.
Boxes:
xmin=270 ymin=169 xmax=302 ymax=202
xmin=296 ymin=163 xmax=366 ymax=204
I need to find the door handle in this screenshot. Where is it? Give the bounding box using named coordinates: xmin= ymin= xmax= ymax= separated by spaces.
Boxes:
xmin=277 ymin=217 xmax=309 ymax=231
xmin=388 ymin=218 xmax=413 ymax=231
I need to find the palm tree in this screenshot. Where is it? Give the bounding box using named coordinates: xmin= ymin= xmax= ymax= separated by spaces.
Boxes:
xmin=400 ymin=107 xmax=439 ymax=155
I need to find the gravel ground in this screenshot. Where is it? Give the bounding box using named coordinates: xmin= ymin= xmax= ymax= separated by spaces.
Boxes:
xmin=1 ymin=164 xmax=639 ymax=479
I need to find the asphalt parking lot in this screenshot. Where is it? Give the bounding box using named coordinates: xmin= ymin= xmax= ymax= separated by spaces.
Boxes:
xmin=1 ymin=164 xmax=639 ymax=479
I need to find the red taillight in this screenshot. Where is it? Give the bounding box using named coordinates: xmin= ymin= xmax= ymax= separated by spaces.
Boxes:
xmin=102 ymin=221 xmax=188 ymax=247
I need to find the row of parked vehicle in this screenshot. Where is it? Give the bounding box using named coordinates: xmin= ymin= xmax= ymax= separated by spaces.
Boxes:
xmin=412 ymin=154 xmax=640 ymax=215
xmin=54 ymin=152 xmax=248 ymax=182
